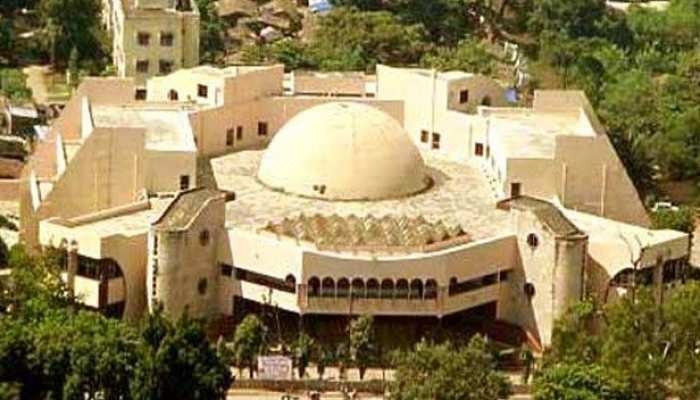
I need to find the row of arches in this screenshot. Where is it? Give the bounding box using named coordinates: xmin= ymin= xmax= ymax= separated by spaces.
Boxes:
xmin=306 ymin=277 xmax=439 ymax=300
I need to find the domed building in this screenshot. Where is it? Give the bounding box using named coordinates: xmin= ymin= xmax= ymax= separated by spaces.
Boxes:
xmin=258 ymin=102 xmax=430 ymax=201
xmin=26 ymin=64 xmax=689 ymax=351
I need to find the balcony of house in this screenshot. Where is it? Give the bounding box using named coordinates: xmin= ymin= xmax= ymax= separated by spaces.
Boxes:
xmin=62 ymin=254 xmax=127 ymax=317
xmin=299 ymin=271 xmax=509 ymax=317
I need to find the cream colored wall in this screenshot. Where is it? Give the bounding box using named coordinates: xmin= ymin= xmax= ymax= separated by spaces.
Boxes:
xmin=40 ymin=126 xmax=146 ymax=220
xmin=102 ymin=233 xmax=149 ymax=322
xmin=143 ymin=150 xmax=197 ymax=193
xmin=38 ymin=218 xmax=148 ymax=323
xmin=555 ymin=135 xmax=650 ymax=226
xmin=190 ymin=97 xmax=403 ymax=157
xmin=446 ymin=75 xmax=507 ymax=113
xmin=507 ymin=209 xmax=563 ymax=346
xmin=223 ymin=66 xmax=284 ymax=106
xmin=505 ymin=158 xmax=557 ymax=199
xmin=292 ymin=73 xmax=367 ymax=96
xmin=151 ymin=197 xmax=224 ymax=319
xmin=118 ymin=11 xmax=200 ymax=85
xmin=52 ymin=78 xmax=137 ymax=141
xmin=148 ymin=70 xmax=223 ymax=105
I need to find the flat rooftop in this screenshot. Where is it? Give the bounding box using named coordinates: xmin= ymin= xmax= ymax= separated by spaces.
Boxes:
xmin=212 ymin=151 xmax=513 ymax=242
xmin=92 ymin=105 xmax=196 ymax=152
xmin=485 ymin=108 xmax=595 ymax=159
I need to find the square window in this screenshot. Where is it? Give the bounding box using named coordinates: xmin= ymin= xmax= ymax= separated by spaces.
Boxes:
xmin=136 ymin=60 xmax=149 ymax=74
xmin=236 ymin=126 xmax=243 ymax=141
xmin=431 ymin=132 xmax=441 ymax=150
xmin=420 ymin=130 xmax=429 ymax=143
xmin=134 ymin=88 xmax=147 ymax=100
xmin=197 ymin=84 xmax=208 ymax=98
xmin=179 ymin=175 xmax=190 ymax=190
xmin=137 ymin=32 xmax=150 ymax=46
xmin=220 ymin=264 xmax=233 ymax=277
xmin=160 ymin=32 xmax=174 ymax=46
xmin=459 ymin=89 xmax=469 ymax=104
xmin=257 ymin=121 xmax=268 ymax=136
xmin=474 ymin=143 xmax=484 ymax=156
xmin=159 ymin=60 xmax=173 ymax=75
xmin=226 ymin=128 xmax=234 ymax=146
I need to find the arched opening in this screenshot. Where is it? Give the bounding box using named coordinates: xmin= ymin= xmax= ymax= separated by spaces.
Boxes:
xmin=380 ymin=279 xmax=394 ymax=299
xmin=409 ymin=279 xmax=424 ymax=299
xmin=448 ymin=276 xmax=458 ymax=296
xmin=526 ymin=233 xmax=539 ymax=248
xmin=168 ymin=89 xmax=179 ymax=101
xmin=481 ymin=96 xmax=492 ymax=106
xmin=351 ymin=278 xmax=365 ymax=298
xmin=308 ymin=276 xmax=320 ymax=297
xmin=366 ymin=278 xmax=380 ymax=298
xmin=425 ymin=279 xmax=438 ymax=299
xmin=337 ymin=277 xmax=350 ymax=298
xmin=321 ymin=277 xmax=335 ymax=297
xmin=396 ymin=279 xmax=409 ymax=299
xmin=285 ymin=274 xmax=296 ymax=291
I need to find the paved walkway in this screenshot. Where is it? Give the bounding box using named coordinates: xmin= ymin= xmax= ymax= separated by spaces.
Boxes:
xmin=23 ymin=65 xmax=51 ymax=104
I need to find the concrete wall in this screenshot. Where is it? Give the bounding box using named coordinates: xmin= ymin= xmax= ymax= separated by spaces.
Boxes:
xmin=117 ymin=11 xmax=199 ymax=85
xmin=189 ymin=96 xmax=403 ymax=157
xmin=151 ymin=195 xmax=225 ymax=319
xmin=555 ymin=135 xmax=650 ymax=226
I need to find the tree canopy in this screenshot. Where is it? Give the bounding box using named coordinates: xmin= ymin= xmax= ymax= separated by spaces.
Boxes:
xmin=391 ymin=335 xmax=511 ymax=400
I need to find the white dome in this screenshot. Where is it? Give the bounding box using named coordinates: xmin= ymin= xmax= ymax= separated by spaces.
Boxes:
xmin=257 ymin=102 xmax=429 ymax=201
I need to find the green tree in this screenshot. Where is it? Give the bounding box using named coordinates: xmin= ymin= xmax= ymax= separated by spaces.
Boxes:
xmin=348 ymin=315 xmax=375 ymax=380
xmin=308 ymin=7 xmax=427 ymax=72
xmin=533 ymin=362 xmax=632 ymax=400
xmin=0 ymin=69 xmax=32 ymax=102
xmin=39 ymin=0 xmax=106 ymax=66
xmin=421 ymin=38 xmax=495 ymax=75
xmin=663 ymin=282 xmax=700 ymax=398
xmin=329 ymin=0 xmax=383 ymax=10
xmin=195 ymin=0 xmax=225 ymax=64
xmin=545 ymin=300 xmax=600 ymax=365
xmin=390 ymin=0 xmax=483 ymax=46
xmin=651 ymin=206 xmax=696 ymax=234
xmin=230 ymin=314 xmax=266 ymax=378
xmin=315 ymin=345 xmax=334 ymax=380
xmin=391 ymin=336 xmax=511 ymax=400
xmin=529 ymin=0 xmax=607 ymax=39
xmin=293 ymin=332 xmax=314 ymax=379
xmin=132 ymin=308 xmax=232 ymax=400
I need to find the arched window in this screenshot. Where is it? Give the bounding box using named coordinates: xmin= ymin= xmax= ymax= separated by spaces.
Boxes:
xmin=351 ymin=278 xmax=365 ymax=298
xmin=425 ymin=279 xmax=438 ymax=299
xmin=410 ymin=279 xmax=424 ymax=299
xmin=285 ymin=274 xmax=296 ymax=291
xmin=308 ymin=277 xmax=320 ymax=297
xmin=396 ymin=279 xmax=409 ymax=299
xmin=526 ymin=233 xmax=539 ymax=249
xmin=380 ymin=279 xmax=394 ymax=299
xmin=321 ymin=277 xmax=335 ymax=297
xmin=168 ymin=89 xmax=179 ymax=101
xmin=481 ymin=96 xmax=492 ymax=106
xmin=366 ymin=279 xmax=380 ymax=298
xmin=448 ymin=277 xmax=458 ymax=296
xmin=337 ymin=278 xmax=350 ymax=298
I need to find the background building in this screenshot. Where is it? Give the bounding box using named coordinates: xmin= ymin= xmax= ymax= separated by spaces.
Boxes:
xmin=20 ymin=65 xmax=690 ymax=350
xmin=101 ymin=0 xmax=200 ymax=87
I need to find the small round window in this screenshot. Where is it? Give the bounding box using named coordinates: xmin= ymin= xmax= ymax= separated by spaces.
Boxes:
xmin=198 ymin=278 xmax=208 ymax=295
xmin=524 ymin=282 xmax=535 ymax=298
xmin=526 ymin=233 xmax=539 ymax=248
xmin=199 ymin=229 xmax=210 ymax=246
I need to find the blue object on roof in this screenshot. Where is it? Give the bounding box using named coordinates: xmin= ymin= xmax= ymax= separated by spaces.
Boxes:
xmin=309 ymin=0 xmax=332 ymax=13
xmin=506 ymin=87 xmax=519 ymax=103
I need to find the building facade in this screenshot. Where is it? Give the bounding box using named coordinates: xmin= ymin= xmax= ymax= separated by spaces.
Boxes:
xmin=21 ymin=65 xmax=690 ymax=349
xmin=102 ymin=0 xmax=200 ymax=87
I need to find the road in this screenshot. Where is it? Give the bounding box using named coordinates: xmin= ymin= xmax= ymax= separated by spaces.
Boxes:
xmin=227 ymin=390 xmax=532 ymax=399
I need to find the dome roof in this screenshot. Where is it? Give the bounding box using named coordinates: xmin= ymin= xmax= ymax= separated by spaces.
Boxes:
xmin=257 ymin=102 xmax=429 ymax=201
